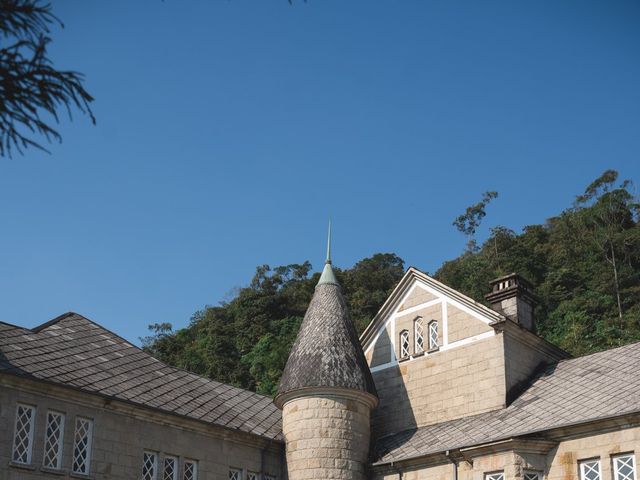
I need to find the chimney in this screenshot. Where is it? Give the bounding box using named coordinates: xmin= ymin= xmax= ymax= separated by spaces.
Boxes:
xmin=485 ymin=273 xmax=538 ymax=332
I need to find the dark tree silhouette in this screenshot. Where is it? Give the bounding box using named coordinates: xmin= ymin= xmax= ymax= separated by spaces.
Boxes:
xmin=0 ymin=0 xmax=94 ymax=157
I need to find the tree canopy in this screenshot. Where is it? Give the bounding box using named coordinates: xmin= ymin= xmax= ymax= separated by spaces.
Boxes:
xmin=0 ymin=0 xmax=94 ymax=157
xmin=143 ymin=170 xmax=640 ymax=395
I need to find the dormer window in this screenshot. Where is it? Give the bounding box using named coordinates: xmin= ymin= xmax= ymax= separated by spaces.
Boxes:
xmin=428 ymin=320 xmax=438 ymax=350
xmin=414 ymin=318 xmax=424 ymax=354
xmin=400 ymin=330 xmax=410 ymax=358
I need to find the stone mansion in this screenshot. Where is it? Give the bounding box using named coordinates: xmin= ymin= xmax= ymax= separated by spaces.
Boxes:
xmin=1 ymin=250 xmax=639 ymax=480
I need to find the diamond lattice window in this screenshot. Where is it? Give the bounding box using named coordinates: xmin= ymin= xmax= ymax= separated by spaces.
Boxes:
xmin=184 ymin=460 xmax=198 ymax=480
xmin=229 ymin=468 xmax=242 ymax=480
xmin=164 ymin=456 xmax=178 ymax=480
xmin=485 ymin=473 xmax=504 ymax=480
xmin=414 ymin=318 xmax=424 ymax=353
xmin=264 ymin=476 xmax=276 ymax=480
xmin=12 ymin=404 xmax=36 ymax=464
xmin=525 ymin=472 xmax=541 ymax=480
xmin=614 ymin=455 xmax=637 ymax=480
xmin=580 ymin=460 xmax=601 ymax=480
xmin=400 ymin=330 xmax=410 ymax=358
xmin=72 ymin=417 xmax=93 ymax=475
xmin=247 ymin=472 xmax=259 ymax=480
xmin=43 ymin=411 xmax=65 ymax=469
xmin=428 ymin=320 xmax=438 ymax=349
xmin=142 ymin=452 xmax=158 ymax=480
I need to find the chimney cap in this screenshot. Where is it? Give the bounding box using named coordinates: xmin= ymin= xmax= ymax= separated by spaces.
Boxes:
xmin=485 ymin=273 xmax=538 ymax=304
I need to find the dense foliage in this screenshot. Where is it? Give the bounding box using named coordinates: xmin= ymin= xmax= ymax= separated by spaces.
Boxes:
xmin=141 ymin=254 xmax=405 ymax=396
xmin=143 ymin=170 xmax=639 ymax=395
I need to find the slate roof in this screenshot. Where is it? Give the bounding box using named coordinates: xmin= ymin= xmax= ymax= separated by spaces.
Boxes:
xmin=275 ymin=278 xmax=378 ymax=406
xmin=373 ymin=340 xmax=640 ymax=464
xmin=0 ymin=312 xmax=282 ymax=441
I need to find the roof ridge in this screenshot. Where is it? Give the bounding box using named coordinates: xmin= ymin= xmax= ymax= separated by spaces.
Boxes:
xmin=554 ymin=339 xmax=640 ymax=365
xmin=31 ymin=312 xmax=77 ymax=333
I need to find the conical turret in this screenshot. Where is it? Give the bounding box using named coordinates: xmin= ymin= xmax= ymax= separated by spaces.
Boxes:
xmin=275 ymin=226 xmax=377 ymax=480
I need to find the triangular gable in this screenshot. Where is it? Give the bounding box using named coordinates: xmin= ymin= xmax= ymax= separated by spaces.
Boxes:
xmin=360 ymin=267 xmax=503 ymax=353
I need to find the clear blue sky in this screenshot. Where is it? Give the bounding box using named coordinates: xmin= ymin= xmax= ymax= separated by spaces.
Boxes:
xmin=1 ymin=1 xmax=638 ymax=344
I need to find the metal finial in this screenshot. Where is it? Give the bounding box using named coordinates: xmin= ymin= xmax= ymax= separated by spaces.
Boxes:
xmin=326 ymin=220 xmax=332 ymax=264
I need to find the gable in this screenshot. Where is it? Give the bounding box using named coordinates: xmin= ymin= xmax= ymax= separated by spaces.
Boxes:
xmin=361 ymin=268 xmax=502 ymax=371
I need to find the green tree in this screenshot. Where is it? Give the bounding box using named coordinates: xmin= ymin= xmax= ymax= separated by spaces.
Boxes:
xmin=452 ymin=191 xmax=499 ymax=252
xmin=0 ymin=0 xmax=94 ymax=156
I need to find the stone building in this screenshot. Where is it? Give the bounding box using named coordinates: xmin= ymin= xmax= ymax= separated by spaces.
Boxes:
xmin=2 ymin=246 xmax=640 ymax=480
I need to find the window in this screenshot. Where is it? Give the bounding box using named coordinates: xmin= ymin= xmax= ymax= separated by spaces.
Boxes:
xmin=485 ymin=473 xmax=504 ymax=480
xmin=143 ymin=452 xmax=159 ymax=480
xmin=12 ymin=404 xmax=36 ymax=464
xmin=400 ymin=330 xmax=410 ymax=358
xmin=183 ymin=460 xmax=198 ymax=480
xmin=580 ymin=460 xmax=602 ymax=480
xmin=72 ymin=417 xmax=94 ymax=475
xmin=229 ymin=468 xmax=242 ymax=480
xmin=163 ymin=456 xmax=178 ymax=480
xmin=414 ymin=318 xmax=424 ymax=353
xmin=525 ymin=472 xmax=541 ymax=480
xmin=614 ymin=454 xmax=637 ymax=480
xmin=43 ymin=411 xmax=65 ymax=470
xmin=247 ymin=473 xmax=259 ymax=480
xmin=264 ymin=476 xmax=276 ymax=480
xmin=428 ymin=320 xmax=438 ymax=349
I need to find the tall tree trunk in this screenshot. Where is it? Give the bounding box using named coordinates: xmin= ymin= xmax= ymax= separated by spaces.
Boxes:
xmin=609 ymin=241 xmax=623 ymax=322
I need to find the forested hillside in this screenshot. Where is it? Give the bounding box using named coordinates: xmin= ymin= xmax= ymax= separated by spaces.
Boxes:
xmin=143 ymin=170 xmax=640 ymax=395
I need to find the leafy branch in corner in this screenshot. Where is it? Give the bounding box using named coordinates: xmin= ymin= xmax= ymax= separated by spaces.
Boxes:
xmin=0 ymin=0 xmax=95 ymax=157
xmin=453 ymin=191 xmax=499 ymax=252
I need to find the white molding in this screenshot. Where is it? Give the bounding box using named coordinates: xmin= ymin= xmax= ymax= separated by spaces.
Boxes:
xmin=442 ymin=300 xmax=449 ymax=347
xmin=368 ymin=330 xmax=496 ymax=373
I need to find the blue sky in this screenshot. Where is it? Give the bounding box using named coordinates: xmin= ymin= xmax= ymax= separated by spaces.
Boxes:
xmin=1 ymin=1 xmax=638 ymax=344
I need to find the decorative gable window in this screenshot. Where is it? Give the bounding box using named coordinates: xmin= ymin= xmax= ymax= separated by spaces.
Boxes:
xmin=183 ymin=460 xmax=198 ymax=480
xmin=142 ymin=451 xmax=158 ymax=480
xmin=580 ymin=459 xmax=602 ymax=480
xmin=12 ymin=404 xmax=36 ymax=465
xmin=414 ymin=317 xmax=424 ymax=354
xmin=613 ymin=454 xmax=637 ymax=480
xmin=247 ymin=472 xmax=259 ymax=480
xmin=163 ymin=456 xmax=178 ymax=480
xmin=229 ymin=468 xmax=242 ymax=480
xmin=72 ymin=417 xmax=94 ymax=475
xmin=400 ymin=330 xmax=410 ymax=358
xmin=428 ymin=320 xmax=438 ymax=350
xmin=485 ymin=472 xmax=504 ymax=480
xmin=264 ymin=476 xmax=276 ymax=480
xmin=43 ymin=411 xmax=65 ymax=470
xmin=524 ymin=472 xmax=541 ymax=480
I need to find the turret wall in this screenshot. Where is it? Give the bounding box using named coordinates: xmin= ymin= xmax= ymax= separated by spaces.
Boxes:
xmin=282 ymin=395 xmax=371 ymax=480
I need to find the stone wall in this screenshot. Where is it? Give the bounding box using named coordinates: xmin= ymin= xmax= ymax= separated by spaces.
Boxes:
xmin=0 ymin=378 xmax=284 ymax=480
xmin=371 ymin=334 xmax=506 ymax=438
xmin=282 ymin=395 xmax=371 ymax=480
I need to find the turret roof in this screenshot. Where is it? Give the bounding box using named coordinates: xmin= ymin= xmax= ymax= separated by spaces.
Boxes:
xmin=275 ymin=228 xmax=377 ymax=407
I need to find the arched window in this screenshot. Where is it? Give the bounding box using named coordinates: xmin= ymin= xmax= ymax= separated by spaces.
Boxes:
xmin=428 ymin=320 xmax=438 ymax=350
xmin=400 ymin=330 xmax=410 ymax=358
xmin=414 ymin=317 xmax=424 ymax=354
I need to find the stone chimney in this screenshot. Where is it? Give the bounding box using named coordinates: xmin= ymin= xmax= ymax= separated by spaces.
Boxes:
xmin=485 ymin=273 xmax=538 ymax=332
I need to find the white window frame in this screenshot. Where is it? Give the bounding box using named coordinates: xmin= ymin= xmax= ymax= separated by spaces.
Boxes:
xmin=400 ymin=330 xmax=410 ymax=358
xmin=428 ymin=320 xmax=438 ymax=350
xmin=264 ymin=475 xmax=276 ymax=480
xmin=12 ymin=403 xmax=36 ymax=465
xmin=72 ymin=416 xmax=94 ymax=475
xmin=42 ymin=410 xmax=65 ymax=470
xmin=143 ymin=451 xmax=159 ymax=480
xmin=229 ymin=468 xmax=243 ymax=480
xmin=163 ymin=455 xmax=178 ymax=480
xmin=524 ymin=472 xmax=541 ymax=480
xmin=580 ymin=459 xmax=602 ymax=480
xmin=183 ymin=459 xmax=198 ymax=480
xmin=414 ymin=317 xmax=424 ymax=353
xmin=247 ymin=472 xmax=259 ymax=480
xmin=485 ymin=472 xmax=504 ymax=480
xmin=613 ymin=454 xmax=637 ymax=480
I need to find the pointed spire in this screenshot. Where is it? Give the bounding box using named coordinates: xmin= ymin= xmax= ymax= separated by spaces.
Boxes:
xmin=318 ymin=220 xmax=338 ymax=286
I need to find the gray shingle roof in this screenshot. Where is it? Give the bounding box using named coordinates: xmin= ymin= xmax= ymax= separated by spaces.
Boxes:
xmin=0 ymin=313 xmax=282 ymax=441
xmin=275 ymin=281 xmax=377 ymax=406
xmin=374 ymin=341 xmax=640 ymax=464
